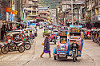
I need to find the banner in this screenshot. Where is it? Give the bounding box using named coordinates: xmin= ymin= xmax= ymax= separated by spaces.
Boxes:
xmin=12 ymin=10 xmax=18 ymax=14
xmin=6 ymin=7 xmax=12 ymax=12
xmin=95 ymin=9 xmax=99 ymax=16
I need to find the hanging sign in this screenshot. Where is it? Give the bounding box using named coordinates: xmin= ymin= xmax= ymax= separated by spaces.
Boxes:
xmin=6 ymin=7 xmax=12 ymax=12
xmin=12 ymin=10 xmax=18 ymax=14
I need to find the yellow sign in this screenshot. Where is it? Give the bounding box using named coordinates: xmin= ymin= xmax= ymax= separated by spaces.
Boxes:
xmin=27 ymin=16 xmax=29 ymax=18
xmin=12 ymin=10 xmax=18 ymax=14
xmin=95 ymin=9 xmax=99 ymax=16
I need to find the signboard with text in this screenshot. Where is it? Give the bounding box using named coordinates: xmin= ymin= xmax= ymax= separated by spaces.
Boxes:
xmin=12 ymin=10 xmax=18 ymax=14
xmin=6 ymin=7 xmax=12 ymax=12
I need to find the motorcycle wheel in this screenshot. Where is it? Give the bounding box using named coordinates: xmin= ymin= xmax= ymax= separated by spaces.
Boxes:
xmin=33 ymin=36 xmax=35 ymax=39
xmin=54 ymin=56 xmax=56 ymax=60
xmin=35 ymin=33 xmax=37 ymax=37
xmin=54 ymin=40 xmax=56 ymax=44
xmin=25 ymin=43 xmax=31 ymax=50
xmin=73 ymin=52 xmax=76 ymax=62
xmin=18 ymin=45 xmax=25 ymax=53
xmin=1 ymin=46 xmax=8 ymax=54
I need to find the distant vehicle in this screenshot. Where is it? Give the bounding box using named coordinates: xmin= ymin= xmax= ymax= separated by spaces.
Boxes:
xmin=23 ymin=28 xmax=35 ymax=39
xmin=49 ymin=30 xmax=58 ymax=44
xmin=39 ymin=22 xmax=43 ymax=29
xmin=92 ymin=29 xmax=100 ymax=45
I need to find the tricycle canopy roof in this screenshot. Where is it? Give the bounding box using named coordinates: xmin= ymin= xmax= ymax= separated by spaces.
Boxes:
xmin=70 ymin=25 xmax=82 ymax=28
xmin=7 ymin=32 xmax=20 ymax=36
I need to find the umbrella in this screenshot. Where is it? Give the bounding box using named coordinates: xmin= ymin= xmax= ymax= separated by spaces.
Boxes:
xmin=29 ymin=23 xmax=36 ymax=28
xmin=30 ymin=23 xmax=36 ymax=26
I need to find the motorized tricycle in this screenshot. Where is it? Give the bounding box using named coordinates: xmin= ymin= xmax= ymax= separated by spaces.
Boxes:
xmin=39 ymin=22 xmax=43 ymax=29
xmin=53 ymin=25 xmax=84 ymax=62
xmin=92 ymin=29 xmax=98 ymax=43
xmin=92 ymin=29 xmax=100 ymax=45
xmin=84 ymin=29 xmax=91 ymax=39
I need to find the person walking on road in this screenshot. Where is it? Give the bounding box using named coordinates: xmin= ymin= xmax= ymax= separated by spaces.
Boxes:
xmin=40 ymin=35 xmax=51 ymax=58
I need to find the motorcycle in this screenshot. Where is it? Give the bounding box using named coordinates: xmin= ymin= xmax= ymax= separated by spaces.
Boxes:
xmin=1 ymin=38 xmax=25 ymax=54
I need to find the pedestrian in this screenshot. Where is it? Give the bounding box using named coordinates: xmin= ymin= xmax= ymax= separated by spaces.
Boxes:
xmin=40 ymin=34 xmax=51 ymax=58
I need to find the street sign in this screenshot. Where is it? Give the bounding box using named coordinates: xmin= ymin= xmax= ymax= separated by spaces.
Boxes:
xmin=6 ymin=7 xmax=12 ymax=12
xmin=12 ymin=10 xmax=18 ymax=14
xmin=67 ymin=19 xmax=70 ymax=22
xmin=27 ymin=16 xmax=29 ymax=18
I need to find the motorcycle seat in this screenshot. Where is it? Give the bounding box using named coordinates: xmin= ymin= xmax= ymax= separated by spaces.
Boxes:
xmin=14 ymin=41 xmax=22 ymax=44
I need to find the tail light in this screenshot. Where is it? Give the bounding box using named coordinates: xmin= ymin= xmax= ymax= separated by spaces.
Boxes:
xmin=73 ymin=42 xmax=77 ymax=44
xmin=57 ymin=44 xmax=59 ymax=47
xmin=64 ymin=52 xmax=66 ymax=53
xmin=1 ymin=45 xmax=3 ymax=48
xmin=22 ymin=43 xmax=24 ymax=45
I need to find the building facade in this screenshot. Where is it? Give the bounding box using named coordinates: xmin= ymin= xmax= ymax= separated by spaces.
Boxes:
xmin=38 ymin=6 xmax=49 ymax=22
xmin=24 ymin=0 xmax=38 ymax=21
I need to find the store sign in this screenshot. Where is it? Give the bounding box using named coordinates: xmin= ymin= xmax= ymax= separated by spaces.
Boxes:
xmin=67 ymin=19 xmax=70 ymax=22
xmin=6 ymin=7 xmax=12 ymax=12
xmin=27 ymin=16 xmax=29 ymax=18
xmin=12 ymin=10 xmax=18 ymax=14
xmin=0 ymin=21 xmax=2 ymax=28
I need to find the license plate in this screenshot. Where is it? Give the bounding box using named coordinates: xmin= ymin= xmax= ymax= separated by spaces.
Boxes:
xmin=59 ymin=54 xmax=66 ymax=57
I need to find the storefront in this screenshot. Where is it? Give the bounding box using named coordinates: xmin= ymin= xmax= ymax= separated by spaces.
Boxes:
xmin=1 ymin=21 xmax=13 ymax=41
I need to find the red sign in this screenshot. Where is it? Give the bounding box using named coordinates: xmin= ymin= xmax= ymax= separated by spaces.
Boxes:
xmin=67 ymin=19 xmax=70 ymax=22
xmin=6 ymin=7 xmax=12 ymax=12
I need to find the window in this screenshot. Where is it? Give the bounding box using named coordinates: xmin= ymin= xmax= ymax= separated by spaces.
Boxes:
xmin=60 ymin=36 xmax=67 ymax=43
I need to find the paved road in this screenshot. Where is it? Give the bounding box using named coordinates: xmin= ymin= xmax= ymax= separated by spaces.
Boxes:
xmin=0 ymin=28 xmax=100 ymax=66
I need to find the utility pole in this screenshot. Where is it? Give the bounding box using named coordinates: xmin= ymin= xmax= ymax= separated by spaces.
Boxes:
xmin=71 ymin=0 xmax=73 ymax=25
xmin=56 ymin=8 xmax=58 ymax=24
xmin=91 ymin=0 xmax=92 ymax=21
xmin=11 ymin=0 xmax=12 ymax=22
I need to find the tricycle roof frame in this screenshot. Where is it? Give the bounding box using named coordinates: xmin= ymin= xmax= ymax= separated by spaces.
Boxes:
xmin=70 ymin=25 xmax=82 ymax=28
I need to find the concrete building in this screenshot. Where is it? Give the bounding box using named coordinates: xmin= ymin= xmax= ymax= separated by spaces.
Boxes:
xmin=38 ymin=6 xmax=49 ymax=22
xmin=61 ymin=0 xmax=72 ymax=25
xmin=61 ymin=0 xmax=85 ymax=25
xmin=24 ymin=0 xmax=38 ymax=21
xmin=49 ymin=9 xmax=56 ymax=23
xmin=0 ymin=0 xmax=27 ymax=40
